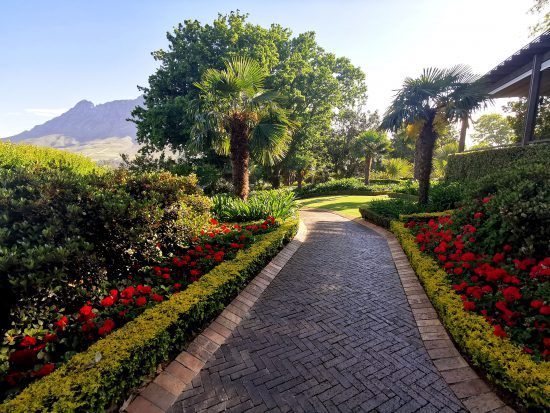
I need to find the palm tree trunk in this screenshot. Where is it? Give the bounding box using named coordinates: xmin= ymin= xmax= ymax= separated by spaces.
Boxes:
xmin=413 ymin=137 xmax=421 ymax=180
xmin=458 ymin=113 xmax=468 ymax=152
xmin=230 ymin=118 xmax=250 ymax=200
xmin=364 ymin=155 xmax=372 ymax=185
xmin=417 ymin=121 xmax=437 ymax=205
xmin=297 ymin=170 xmax=304 ymax=189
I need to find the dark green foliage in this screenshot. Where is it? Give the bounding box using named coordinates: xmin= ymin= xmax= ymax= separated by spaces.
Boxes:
xmin=461 ymin=163 xmax=550 ymax=258
xmin=0 ymin=166 xmax=211 ymax=331
xmin=446 ymin=144 xmax=550 ymax=182
xmin=427 ymin=181 xmax=465 ymax=212
xmin=294 ymin=178 xmax=416 ymax=198
xmin=211 ymin=190 xmax=297 ymax=222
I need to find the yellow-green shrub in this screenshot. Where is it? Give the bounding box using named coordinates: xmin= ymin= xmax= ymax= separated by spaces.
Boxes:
xmin=0 ymin=218 xmax=298 ymax=413
xmin=0 ymin=141 xmax=103 ymax=175
xmin=390 ymin=221 xmax=550 ymax=409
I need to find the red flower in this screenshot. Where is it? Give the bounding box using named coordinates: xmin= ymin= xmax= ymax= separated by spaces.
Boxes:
xmin=100 ymin=296 xmax=115 ymax=307
xmin=98 ymin=319 xmax=115 ymax=336
xmin=210 ymin=218 xmax=219 ymax=226
xmin=136 ymin=296 xmax=147 ymax=306
xmin=137 ymin=284 xmax=152 ymax=295
xmin=502 ymin=286 xmax=521 ymax=302
xmin=463 ymin=301 xmax=475 ymax=311
xmin=79 ymin=305 xmax=94 ymax=320
xmin=20 ymin=335 xmax=37 ymax=347
xmin=121 ymin=286 xmax=135 ymax=299
xmin=110 ymin=289 xmax=118 ymax=298
xmin=482 ymin=197 xmax=491 ymax=204
xmin=460 ymin=252 xmax=476 ymax=262
xmin=540 ymin=306 xmax=550 ymax=316
xmin=531 ymin=300 xmax=544 ymax=309
xmin=55 ymin=316 xmax=68 ymax=331
xmin=492 ymin=253 xmax=505 ymax=263
xmin=9 ymin=348 xmax=37 ymax=367
xmin=230 ymin=242 xmax=239 ymax=248
xmin=190 ymin=269 xmax=201 ymax=277
xmin=503 ymin=244 xmax=512 ymax=252
xmin=33 ymin=363 xmax=55 ymax=377
xmin=493 ymin=324 xmax=507 ymax=338
xmin=43 ymin=333 xmax=57 ymax=343
xmin=152 ymin=293 xmax=164 ymax=302
xmin=453 ymin=267 xmax=463 ymax=275
xmin=173 ymin=283 xmax=182 ymax=290
xmin=213 ymin=251 xmax=225 ymax=262
xmin=473 ymin=212 xmax=483 ymax=219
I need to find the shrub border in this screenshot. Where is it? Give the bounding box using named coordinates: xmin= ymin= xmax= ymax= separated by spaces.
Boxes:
xmin=1 ymin=218 xmax=299 ymax=413
xmin=390 ymin=220 xmax=550 ymax=410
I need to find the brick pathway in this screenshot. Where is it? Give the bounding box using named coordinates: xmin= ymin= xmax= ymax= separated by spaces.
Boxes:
xmin=169 ymin=211 xmax=468 ymax=412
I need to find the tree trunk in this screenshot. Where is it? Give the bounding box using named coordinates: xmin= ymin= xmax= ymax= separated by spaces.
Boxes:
xmin=458 ymin=113 xmax=469 ymax=152
xmin=417 ymin=121 xmax=437 ymax=205
xmin=297 ymin=171 xmax=304 ymax=189
xmin=413 ymin=137 xmax=421 ymax=180
xmin=269 ymin=164 xmax=281 ymax=189
xmin=230 ymin=116 xmax=250 ymax=200
xmin=364 ymin=155 xmax=372 ymax=185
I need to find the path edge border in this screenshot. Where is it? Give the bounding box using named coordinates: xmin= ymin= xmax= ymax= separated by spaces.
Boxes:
xmin=306 ymin=208 xmax=514 ymax=413
xmin=122 ymin=220 xmax=308 ymax=413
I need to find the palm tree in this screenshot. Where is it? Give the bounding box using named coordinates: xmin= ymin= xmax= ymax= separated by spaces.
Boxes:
xmin=381 ymin=65 xmax=488 ymax=204
xmin=191 ymin=57 xmax=293 ymax=199
xmin=357 ymin=130 xmax=390 ymax=185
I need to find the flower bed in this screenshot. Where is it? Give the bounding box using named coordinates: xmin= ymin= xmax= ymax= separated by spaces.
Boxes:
xmin=1 ymin=216 xmax=287 ymax=406
xmin=391 ymin=200 xmax=550 ymax=409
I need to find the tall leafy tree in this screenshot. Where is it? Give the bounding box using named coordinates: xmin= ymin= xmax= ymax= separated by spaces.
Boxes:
xmin=504 ymin=97 xmax=550 ymax=141
xmin=132 ymin=12 xmax=368 ymax=187
xmin=471 ymin=113 xmax=516 ymax=146
xmin=192 ymin=57 xmax=292 ymax=199
xmin=381 ymin=65 xmax=488 ymax=204
xmin=357 ymin=130 xmax=390 ymax=184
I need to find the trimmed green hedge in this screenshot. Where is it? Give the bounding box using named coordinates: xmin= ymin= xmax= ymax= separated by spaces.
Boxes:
xmin=446 ymin=144 xmax=550 ymax=182
xmin=359 ymin=207 xmax=392 ymax=229
xmin=391 ymin=221 xmax=550 ymax=409
xmin=0 ymin=218 xmax=299 ymax=413
xmin=0 ymin=141 xmax=104 ymax=175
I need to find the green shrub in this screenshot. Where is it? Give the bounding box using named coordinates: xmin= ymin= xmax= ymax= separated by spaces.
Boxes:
xmin=0 ymin=219 xmax=299 ymax=413
xmin=211 ymin=190 xmax=297 ymax=222
xmin=458 ymin=163 xmax=550 ymax=259
xmin=426 ymin=181 xmax=465 ymax=212
xmin=446 ymin=143 xmax=550 ymax=182
xmin=294 ymin=177 xmax=416 ymax=198
xmin=0 ymin=167 xmax=211 ymax=333
xmin=0 ymin=142 xmax=103 ymax=175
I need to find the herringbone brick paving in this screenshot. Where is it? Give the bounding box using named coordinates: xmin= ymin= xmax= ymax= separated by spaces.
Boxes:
xmin=170 ymin=211 xmax=466 ymax=412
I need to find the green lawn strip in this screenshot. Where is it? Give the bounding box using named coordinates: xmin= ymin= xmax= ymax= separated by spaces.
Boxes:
xmin=298 ymin=195 xmax=388 ymax=218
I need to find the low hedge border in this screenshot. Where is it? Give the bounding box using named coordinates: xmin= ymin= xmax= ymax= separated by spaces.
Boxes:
xmin=390 ymin=220 xmax=550 ymax=410
xmin=358 ymin=206 xmax=391 ymax=229
xmin=398 ymin=210 xmax=454 ymax=221
xmin=0 ymin=218 xmax=299 ymax=413
xmin=296 ymin=190 xmax=418 ymax=200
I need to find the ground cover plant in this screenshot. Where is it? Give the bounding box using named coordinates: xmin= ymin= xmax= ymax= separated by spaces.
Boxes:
xmin=211 ymin=189 xmax=297 ymax=222
xmin=0 ymin=216 xmax=280 ymax=399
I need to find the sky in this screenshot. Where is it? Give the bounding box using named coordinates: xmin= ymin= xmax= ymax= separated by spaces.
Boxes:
xmin=0 ymin=0 xmax=541 ymax=138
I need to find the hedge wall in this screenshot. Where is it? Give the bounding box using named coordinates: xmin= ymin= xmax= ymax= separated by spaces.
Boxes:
xmin=391 ymin=221 xmax=550 ymax=409
xmin=0 ymin=218 xmax=299 ymax=413
xmin=446 ymin=143 xmax=550 ymax=182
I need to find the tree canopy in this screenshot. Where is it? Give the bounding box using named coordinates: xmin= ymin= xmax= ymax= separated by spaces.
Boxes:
xmin=132 ymin=11 xmax=368 ymax=182
xmin=471 ymin=113 xmax=516 ymax=147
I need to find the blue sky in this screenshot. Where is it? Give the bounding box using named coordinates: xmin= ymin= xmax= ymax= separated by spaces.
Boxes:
xmin=0 ymin=0 xmax=539 ymax=137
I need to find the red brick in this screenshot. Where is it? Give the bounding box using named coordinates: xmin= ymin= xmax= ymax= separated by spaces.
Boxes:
xmin=176 ymin=352 xmax=204 ymax=372
xmin=125 ymin=396 xmax=164 ymax=413
xmin=154 ymin=371 xmax=187 ymax=395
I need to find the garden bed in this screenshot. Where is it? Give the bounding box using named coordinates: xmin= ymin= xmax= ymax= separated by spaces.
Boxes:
xmin=391 ymin=213 xmax=549 ymax=410
xmin=0 ymin=217 xmax=298 ymax=412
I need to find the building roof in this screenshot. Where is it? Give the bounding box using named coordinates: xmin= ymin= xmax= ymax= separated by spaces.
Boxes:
xmin=481 ymin=30 xmax=550 ymax=98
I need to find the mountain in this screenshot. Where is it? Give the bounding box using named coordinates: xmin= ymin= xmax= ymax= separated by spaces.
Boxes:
xmin=8 ymin=97 xmax=144 ymax=164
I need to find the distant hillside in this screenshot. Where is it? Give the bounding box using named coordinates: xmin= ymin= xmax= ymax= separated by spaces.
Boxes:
xmin=8 ymin=97 xmax=144 ymax=163
xmin=10 ymin=96 xmax=143 ymax=142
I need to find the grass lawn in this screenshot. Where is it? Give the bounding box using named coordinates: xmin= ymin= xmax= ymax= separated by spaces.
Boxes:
xmin=297 ymin=195 xmax=388 ymax=219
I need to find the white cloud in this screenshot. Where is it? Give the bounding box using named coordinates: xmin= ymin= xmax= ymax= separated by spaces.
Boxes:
xmin=24 ymin=108 xmax=67 ymax=117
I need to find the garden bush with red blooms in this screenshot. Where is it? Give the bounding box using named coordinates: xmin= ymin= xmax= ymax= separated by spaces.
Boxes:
xmin=406 ymin=195 xmax=549 ymax=360
xmin=0 ymin=216 xmax=279 ymax=399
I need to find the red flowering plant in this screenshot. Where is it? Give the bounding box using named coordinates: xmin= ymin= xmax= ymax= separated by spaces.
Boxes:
xmin=1 ymin=216 xmax=279 ymax=398
xmin=405 ymin=196 xmax=549 ymax=361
